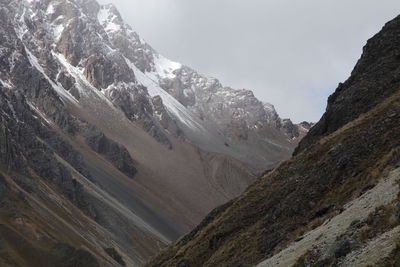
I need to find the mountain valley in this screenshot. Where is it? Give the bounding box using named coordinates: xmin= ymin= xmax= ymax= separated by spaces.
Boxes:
xmin=1 ymin=0 xmax=398 ymax=267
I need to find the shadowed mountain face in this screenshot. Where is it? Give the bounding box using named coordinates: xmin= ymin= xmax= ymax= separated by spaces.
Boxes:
xmin=145 ymin=15 xmax=400 ymax=267
xmin=0 ymin=0 xmax=310 ymax=265
xmin=294 ymin=14 xmax=400 ymax=156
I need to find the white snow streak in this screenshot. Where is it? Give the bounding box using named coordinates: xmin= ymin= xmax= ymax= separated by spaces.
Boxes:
xmin=25 ymin=47 xmax=78 ymax=104
xmin=147 ymin=54 xmax=182 ymax=79
xmin=125 ymin=58 xmax=206 ymax=132
xmin=97 ymin=6 xmax=121 ymax=33
xmin=53 ymin=23 xmax=65 ymax=41
xmin=46 ymin=3 xmax=55 ymax=15
xmin=53 ymin=52 xmax=117 ymax=109
xmin=0 ymin=79 xmax=12 ymax=89
xmin=27 ymin=101 xmax=53 ymax=125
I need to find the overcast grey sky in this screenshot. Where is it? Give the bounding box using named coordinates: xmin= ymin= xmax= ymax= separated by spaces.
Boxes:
xmin=98 ymin=0 xmax=400 ymax=122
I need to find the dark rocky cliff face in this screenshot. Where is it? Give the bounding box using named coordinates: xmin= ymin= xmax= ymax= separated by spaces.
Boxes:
xmin=82 ymin=124 xmax=137 ymax=178
xmin=295 ymin=14 xmax=400 ymax=155
xmin=0 ymin=1 xmax=170 ymax=264
xmin=145 ymin=15 xmax=400 ymax=267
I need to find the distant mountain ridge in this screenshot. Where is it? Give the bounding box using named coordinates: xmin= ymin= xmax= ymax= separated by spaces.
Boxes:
xmin=95 ymin=2 xmax=310 ymax=168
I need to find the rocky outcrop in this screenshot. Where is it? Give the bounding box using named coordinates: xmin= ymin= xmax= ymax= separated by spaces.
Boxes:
xmin=82 ymin=124 xmax=137 ymax=178
xmin=0 ymin=87 xmax=96 ymax=216
xmin=281 ymin=119 xmax=314 ymax=140
xmin=104 ymin=247 xmax=126 ymax=266
xmin=295 ymin=14 xmax=400 ymax=155
xmin=56 ymin=70 xmax=80 ymax=99
xmin=152 ymin=95 xmax=183 ymax=138
xmin=281 ymin=119 xmax=299 ymax=139
xmin=159 ymin=66 xmax=288 ymax=143
xmin=83 ymin=53 xmax=134 ymax=89
xmin=0 ymin=173 xmax=8 ymax=198
xmin=98 ymin=3 xmax=156 ymax=73
xmin=105 ymin=83 xmax=174 ymax=147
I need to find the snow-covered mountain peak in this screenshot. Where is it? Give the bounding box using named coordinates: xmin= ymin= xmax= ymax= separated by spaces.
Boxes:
xmin=7 ymin=0 xmax=309 ymax=168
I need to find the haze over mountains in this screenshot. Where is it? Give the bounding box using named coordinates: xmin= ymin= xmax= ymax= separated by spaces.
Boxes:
xmin=0 ymin=0 xmax=312 ymax=266
xmin=1 ymin=0 xmax=399 ymax=267
xmin=99 ymin=0 xmax=400 ymax=123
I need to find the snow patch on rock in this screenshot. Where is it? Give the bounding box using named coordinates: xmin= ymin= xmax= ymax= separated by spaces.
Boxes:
xmin=147 ymin=54 xmax=182 ymax=79
xmin=125 ymin=57 xmax=206 ymax=132
xmin=97 ymin=5 xmax=121 ymax=33
xmin=25 ymin=47 xmax=78 ymax=104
